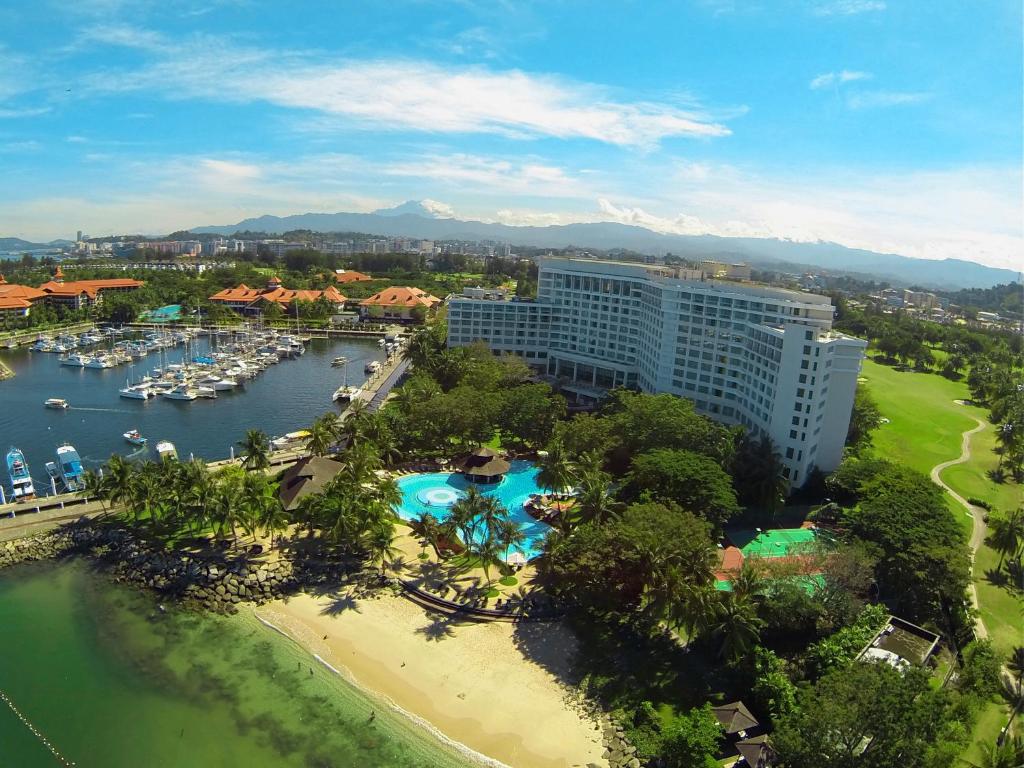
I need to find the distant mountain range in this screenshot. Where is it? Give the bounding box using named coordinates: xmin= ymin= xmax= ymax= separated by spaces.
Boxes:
xmin=192 ymin=203 xmax=1020 ymax=290
xmin=0 ymin=237 xmax=74 ymax=252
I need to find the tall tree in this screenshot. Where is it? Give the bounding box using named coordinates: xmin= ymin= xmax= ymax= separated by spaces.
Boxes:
xmin=239 ymin=429 xmax=271 ymax=471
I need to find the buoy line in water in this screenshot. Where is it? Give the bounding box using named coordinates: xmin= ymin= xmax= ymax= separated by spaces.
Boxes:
xmin=0 ymin=688 xmax=76 ymax=766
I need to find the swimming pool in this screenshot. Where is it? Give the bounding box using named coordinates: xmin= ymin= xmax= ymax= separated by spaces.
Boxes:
xmin=394 ymin=460 xmax=552 ymax=561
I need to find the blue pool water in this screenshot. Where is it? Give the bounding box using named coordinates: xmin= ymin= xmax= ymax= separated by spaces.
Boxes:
xmin=395 ymin=460 xmax=552 ymax=560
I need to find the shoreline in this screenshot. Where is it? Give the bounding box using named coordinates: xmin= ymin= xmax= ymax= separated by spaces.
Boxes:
xmin=254 ymin=590 xmax=608 ymax=768
xmin=255 ymin=613 xmax=509 ymax=768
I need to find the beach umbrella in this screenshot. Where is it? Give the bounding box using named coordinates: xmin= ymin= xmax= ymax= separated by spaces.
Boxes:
xmin=506 ymin=551 xmax=527 ymax=567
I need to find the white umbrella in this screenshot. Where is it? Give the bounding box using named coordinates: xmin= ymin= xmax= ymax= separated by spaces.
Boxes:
xmin=505 ymin=551 xmax=527 ymax=567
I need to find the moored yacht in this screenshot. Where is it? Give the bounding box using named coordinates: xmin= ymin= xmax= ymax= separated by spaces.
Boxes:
xmin=155 ymin=441 xmax=178 ymax=461
xmin=6 ymin=447 xmax=36 ymax=500
xmin=61 ymin=353 xmax=90 ymax=367
xmin=56 ymin=444 xmax=85 ymax=492
xmin=119 ymin=383 xmax=152 ymax=399
xmin=162 ymin=384 xmax=198 ymax=400
xmin=332 ymin=385 xmax=362 ymax=404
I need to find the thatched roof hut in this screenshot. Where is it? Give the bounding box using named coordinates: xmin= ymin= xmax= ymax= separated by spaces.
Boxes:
xmin=452 ymin=446 xmax=510 ymax=483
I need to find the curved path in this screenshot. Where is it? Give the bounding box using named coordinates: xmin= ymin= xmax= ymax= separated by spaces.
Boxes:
xmin=929 ymin=413 xmax=989 ymax=639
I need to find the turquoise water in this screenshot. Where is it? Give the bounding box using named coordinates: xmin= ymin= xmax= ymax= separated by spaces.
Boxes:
xmin=395 ymin=460 xmax=552 ymax=559
xmin=0 ymin=560 xmax=474 ymax=767
xmin=140 ymin=304 xmax=183 ymax=322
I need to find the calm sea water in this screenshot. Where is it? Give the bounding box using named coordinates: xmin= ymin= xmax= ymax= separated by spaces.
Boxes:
xmin=0 ymin=560 xmax=472 ymax=767
xmin=0 ymin=336 xmax=385 ymax=484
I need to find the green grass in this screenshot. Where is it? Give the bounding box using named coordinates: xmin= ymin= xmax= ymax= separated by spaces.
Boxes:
xmin=861 ymin=360 xmax=1022 ymax=756
xmin=498 ymin=575 xmax=518 ymax=586
xmin=861 ymin=359 xmax=987 ymax=476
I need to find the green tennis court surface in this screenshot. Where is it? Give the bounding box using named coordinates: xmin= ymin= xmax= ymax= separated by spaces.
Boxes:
xmin=727 ymin=528 xmax=817 ymax=558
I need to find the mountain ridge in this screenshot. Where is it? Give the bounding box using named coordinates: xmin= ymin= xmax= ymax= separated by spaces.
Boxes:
xmin=191 ymin=206 xmax=1019 ymax=290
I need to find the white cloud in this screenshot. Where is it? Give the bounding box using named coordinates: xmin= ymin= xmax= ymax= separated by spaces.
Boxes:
xmin=0 ymin=106 xmax=51 ymax=118
xmin=812 ymin=0 xmax=886 ymax=16
xmin=200 ymin=158 xmax=262 ymax=178
xmin=0 ymin=140 xmax=42 ymax=153
xmin=419 ymin=199 xmax=455 ymax=218
xmin=847 ymin=91 xmax=931 ymax=109
xmin=381 ymin=153 xmax=591 ymax=197
xmin=809 ymin=70 xmax=871 ymax=89
xmin=590 ymin=162 xmax=1023 ymax=270
xmin=79 ymin=29 xmax=732 ymax=147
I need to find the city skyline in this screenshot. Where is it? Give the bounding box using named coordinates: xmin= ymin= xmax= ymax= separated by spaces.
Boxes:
xmin=0 ymin=0 xmax=1021 ymax=270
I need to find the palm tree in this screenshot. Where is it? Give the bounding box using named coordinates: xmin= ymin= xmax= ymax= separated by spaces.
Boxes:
xmin=104 ymin=454 xmax=136 ymax=517
xmin=537 ymin=440 xmax=577 ymax=529
xmin=239 ymin=429 xmax=271 ymax=471
xmin=81 ymin=469 xmax=108 ymax=513
xmin=306 ymin=412 xmax=340 ymax=457
xmin=495 ymin=516 xmax=526 ymax=567
xmin=987 ymin=508 xmax=1024 ymax=570
xmin=710 ymin=593 xmax=764 ymax=664
xmin=731 ymin=561 xmax=767 ymax=604
xmin=574 ymin=467 xmax=621 ymax=526
xmin=411 ymin=512 xmax=442 ymax=558
xmin=241 ymin=472 xmax=283 ymax=544
xmin=365 ymin=522 xmax=400 ymax=576
xmin=962 ymin=736 xmax=1024 ymax=768
xmin=448 ymin=486 xmax=490 ymax=551
xmin=472 ymin=533 xmax=505 ymax=590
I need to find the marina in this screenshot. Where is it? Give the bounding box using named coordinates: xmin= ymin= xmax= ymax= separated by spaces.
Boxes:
xmin=0 ymin=329 xmax=391 ymax=496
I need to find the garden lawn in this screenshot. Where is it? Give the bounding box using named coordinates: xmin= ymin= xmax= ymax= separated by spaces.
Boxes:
xmin=860 ymin=359 xmax=988 ymax=476
xmin=860 ymin=360 xmax=1023 ymax=755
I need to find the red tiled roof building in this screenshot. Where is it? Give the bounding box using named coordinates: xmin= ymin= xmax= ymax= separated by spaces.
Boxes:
xmin=209 ymin=276 xmax=347 ymax=315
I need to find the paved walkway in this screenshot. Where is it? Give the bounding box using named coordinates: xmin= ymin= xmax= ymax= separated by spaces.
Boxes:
xmin=929 ymin=413 xmax=989 ymax=640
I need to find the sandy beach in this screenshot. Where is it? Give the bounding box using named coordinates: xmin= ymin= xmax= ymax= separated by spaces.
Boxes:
xmin=254 ymin=590 xmax=606 ymax=768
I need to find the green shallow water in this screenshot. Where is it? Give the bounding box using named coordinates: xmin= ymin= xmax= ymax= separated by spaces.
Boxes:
xmin=0 ymin=560 xmax=474 ymax=768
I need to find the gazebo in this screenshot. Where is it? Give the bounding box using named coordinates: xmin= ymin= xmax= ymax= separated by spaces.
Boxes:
xmin=452 ymin=446 xmax=510 ymax=484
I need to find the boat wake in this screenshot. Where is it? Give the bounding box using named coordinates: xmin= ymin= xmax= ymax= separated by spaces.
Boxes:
xmin=68 ymin=407 xmax=132 ymax=414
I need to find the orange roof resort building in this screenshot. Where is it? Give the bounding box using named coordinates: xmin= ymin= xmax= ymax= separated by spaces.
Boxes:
xmin=0 ymin=267 xmax=143 ymax=315
xmin=209 ymin=276 xmax=347 ymax=316
xmin=0 ymin=276 xmax=48 ymax=318
xmin=334 ymin=269 xmax=373 ymax=284
xmin=358 ymin=286 xmax=441 ymax=322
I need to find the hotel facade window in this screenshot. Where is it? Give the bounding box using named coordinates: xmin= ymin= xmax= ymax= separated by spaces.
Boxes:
xmin=447 ymin=257 xmax=867 ymax=484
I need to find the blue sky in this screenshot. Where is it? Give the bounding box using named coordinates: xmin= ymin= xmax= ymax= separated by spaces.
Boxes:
xmin=0 ymin=0 xmax=1020 ymax=269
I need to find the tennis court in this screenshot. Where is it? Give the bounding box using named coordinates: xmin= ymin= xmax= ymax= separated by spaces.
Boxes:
xmin=727 ymin=527 xmax=818 ymax=558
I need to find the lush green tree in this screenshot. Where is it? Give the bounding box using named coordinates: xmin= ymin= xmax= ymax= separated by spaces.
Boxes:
xmin=658 ymin=704 xmax=721 ymax=768
xmin=549 ymin=413 xmax=615 ymax=465
xmin=803 ymin=603 xmax=889 ymax=680
xmin=958 ymin=640 xmax=1003 ymax=700
xmin=841 ymin=463 xmax=970 ymax=624
xmin=573 ymin=466 xmax=622 ymax=526
xmin=751 ymin=646 xmax=798 ymax=726
xmin=541 ymin=501 xmax=716 ymax=629
xmin=497 ymin=383 xmax=566 ymax=447
xmin=601 ymin=390 xmax=736 ymax=472
xmin=846 ymin=388 xmax=883 ymax=454
xmin=626 ymin=448 xmax=740 ymax=532
xmin=987 ymin=507 xmax=1023 ymax=569
xmin=732 ymin=435 xmax=788 ymax=516
xmin=772 ymin=661 xmax=956 ymax=768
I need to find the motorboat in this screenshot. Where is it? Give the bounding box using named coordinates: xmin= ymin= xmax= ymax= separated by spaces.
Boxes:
xmin=195 ymin=386 xmax=217 ymax=399
xmin=271 ymin=430 xmax=311 ymax=449
xmin=155 ymin=441 xmax=178 ymax=461
xmin=85 ymin=356 xmax=114 ymax=369
xmin=332 ymin=385 xmax=362 ymax=403
xmin=364 ymin=360 xmax=382 ymax=374
xmin=44 ymin=398 xmax=70 ymax=409
xmin=61 ymin=353 xmax=90 ymax=367
xmin=331 ymin=356 xmax=349 ymax=367
xmin=31 ymin=338 xmax=54 ymax=352
xmin=56 ymin=444 xmax=85 ymax=492
xmin=198 ymin=375 xmax=235 ymax=391
xmin=162 ymin=384 xmax=198 ymax=401
xmin=6 ymin=447 xmax=36 ymax=500
xmin=45 ymin=461 xmax=61 ymax=490
xmin=119 ymin=383 xmax=152 ymax=400
xmin=123 ymin=430 xmax=147 ymax=446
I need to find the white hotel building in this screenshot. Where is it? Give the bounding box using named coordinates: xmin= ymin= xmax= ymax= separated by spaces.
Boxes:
xmin=447 ymin=257 xmax=867 ymax=485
